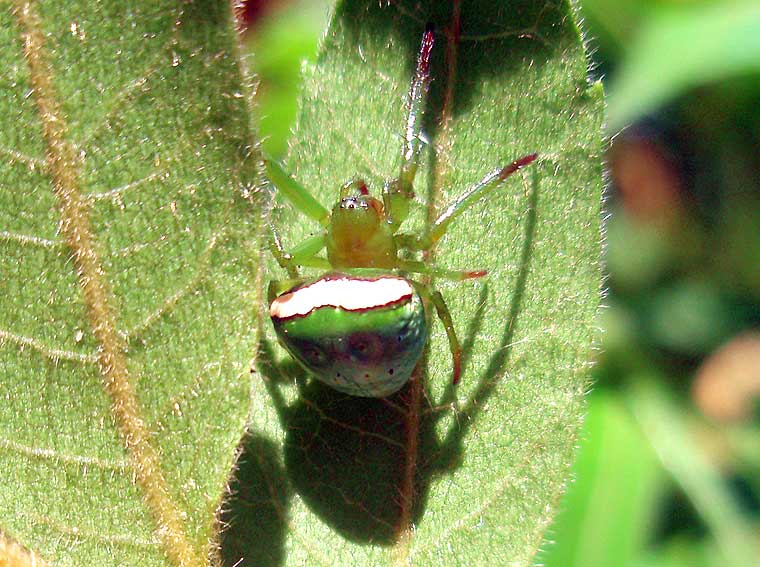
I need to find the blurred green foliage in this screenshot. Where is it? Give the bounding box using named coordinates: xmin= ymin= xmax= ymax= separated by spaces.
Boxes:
xmin=244 ymin=0 xmax=760 ymax=565
xmin=604 ymin=1 xmax=760 ymax=130
xmin=544 ymin=1 xmax=760 ymax=566
xmin=243 ymin=0 xmax=331 ymax=157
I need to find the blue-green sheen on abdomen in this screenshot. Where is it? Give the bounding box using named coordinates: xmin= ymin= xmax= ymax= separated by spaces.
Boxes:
xmin=272 ymin=293 xmax=427 ymax=397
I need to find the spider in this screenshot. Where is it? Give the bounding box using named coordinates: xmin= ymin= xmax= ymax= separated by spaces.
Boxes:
xmin=266 ymin=24 xmax=536 ymax=397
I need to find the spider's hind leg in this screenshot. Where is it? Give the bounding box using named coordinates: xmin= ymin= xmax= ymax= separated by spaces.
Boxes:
xmin=412 ymin=280 xmax=465 ymax=385
xmin=431 ymin=290 xmax=463 ymax=384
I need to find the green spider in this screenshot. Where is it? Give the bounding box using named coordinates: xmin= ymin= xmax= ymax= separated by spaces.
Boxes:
xmin=266 ymin=24 xmax=536 ymax=397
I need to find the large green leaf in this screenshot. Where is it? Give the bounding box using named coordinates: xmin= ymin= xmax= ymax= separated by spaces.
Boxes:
xmin=0 ymin=1 xmax=261 ymax=566
xmin=225 ymin=1 xmax=604 ymax=566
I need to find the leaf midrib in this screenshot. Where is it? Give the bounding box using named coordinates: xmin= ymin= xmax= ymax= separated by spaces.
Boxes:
xmin=11 ymin=2 xmax=203 ymax=565
xmin=392 ymin=4 xmax=462 ymax=566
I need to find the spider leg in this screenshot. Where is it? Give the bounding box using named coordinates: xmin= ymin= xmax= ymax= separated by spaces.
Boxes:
xmin=266 ymin=158 xmax=333 ymax=275
xmin=383 ymin=24 xmax=435 ymax=230
xmin=269 ymin=220 xmax=328 ymax=277
xmin=268 ymin=221 xmax=300 ymax=278
xmin=288 ymin=234 xmax=327 ymax=265
xmin=266 ymin=159 xmax=330 ymax=226
xmin=410 ymin=280 xmax=463 ymax=385
xmin=268 ymin=278 xmax=308 ymax=303
xmin=426 ymin=153 xmax=537 ymax=246
xmin=430 ymin=289 xmax=463 ymax=385
xmin=398 ymin=259 xmax=485 ymax=281
xmin=289 ymin=254 xmax=331 ymax=270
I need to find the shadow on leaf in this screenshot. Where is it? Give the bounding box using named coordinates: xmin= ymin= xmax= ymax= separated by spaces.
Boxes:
xmin=272 ymin=378 xmax=430 ymax=543
xmin=339 ymin=0 xmax=565 ymax=135
xmin=219 ymin=168 xmax=538 ymax=554
xmin=219 ymin=433 xmax=290 ymax=567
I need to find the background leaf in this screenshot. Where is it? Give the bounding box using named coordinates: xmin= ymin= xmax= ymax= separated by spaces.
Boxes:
xmin=228 ymin=1 xmax=604 ymax=565
xmin=537 ymin=391 xmax=667 ymax=567
xmin=606 ymin=1 xmax=760 ymax=130
xmin=0 ymin=1 xmax=261 ymax=565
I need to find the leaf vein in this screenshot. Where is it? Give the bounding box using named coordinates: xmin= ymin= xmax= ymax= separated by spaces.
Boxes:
xmin=393 ymin=6 xmax=463 ymax=564
xmin=75 ymin=19 xmax=183 ymax=150
xmin=322 ymin=104 xmax=387 ymax=180
xmin=0 ymin=230 xmax=62 ymax=249
xmin=460 ymin=2 xmax=551 ymax=46
xmin=124 ymin=229 xmax=222 ymax=341
xmin=0 ymin=328 xmax=97 ymax=364
xmin=415 ymin=455 xmax=535 ymax=556
xmin=29 ymin=514 xmax=159 ymax=549
xmin=0 ymin=145 xmax=47 ymax=172
xmin=12 ymin=2 xmax=203 ymax=565
xmin=0 ymin=437 xmax=129 ymax=472
xmin=300 ymin=396 xmax=405 ymax=449
xmin=84 ymin=170 xmax=165 ymax=203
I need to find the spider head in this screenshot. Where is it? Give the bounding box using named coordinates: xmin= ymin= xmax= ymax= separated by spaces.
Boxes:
xmin=326 ymin=194 xmax=397 ymax=269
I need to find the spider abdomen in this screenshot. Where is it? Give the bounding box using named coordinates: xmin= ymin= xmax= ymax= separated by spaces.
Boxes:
xmin=270 ymin=273 xmax=427 ymax=397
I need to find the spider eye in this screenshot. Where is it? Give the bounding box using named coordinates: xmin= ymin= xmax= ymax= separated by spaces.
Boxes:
xmin=340 ymin=196 xmax=368 ymax=210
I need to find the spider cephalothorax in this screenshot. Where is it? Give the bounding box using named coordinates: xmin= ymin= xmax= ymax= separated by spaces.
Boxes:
xmin=326 ymin=188 xmax=396 ymax=270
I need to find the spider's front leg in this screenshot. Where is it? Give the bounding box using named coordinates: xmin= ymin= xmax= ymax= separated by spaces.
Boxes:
xmin=382 ymin=24 xmax=537 ymax=250
xmin=383 ymin=23 xmax=435 ymax=231
xmin=266 ymin=159 xmax=330 ymax=226
xmin=397 ymin=153 xmax=538 ymax=254
xmin=266 ymin=159 xmax=332 ymax=275
xmin=269 ymin=224 xmax=329 ymax=275
xmin=428 ymin=153 xmax=538 ymax=246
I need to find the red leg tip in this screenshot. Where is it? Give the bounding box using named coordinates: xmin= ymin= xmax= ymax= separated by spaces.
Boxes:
xmin=418 ymin=25 xmax=435 ymax=75
xmin=499 ymin=153 xmax=539 ymax=180
xmin=452 ymin=352 xmax=462 ymax=385
xmin=465 ymin=270 xmax=487 ymax=279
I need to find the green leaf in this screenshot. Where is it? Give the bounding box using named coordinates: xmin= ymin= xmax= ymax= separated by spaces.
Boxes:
xmin=607 ymin=1 xmax=760 ymax=130
xmin=630 ymin=378 xmax=760 ymax=567
xmin=538 ymin=392 xmax=666 ymax=567
xmin=247 ymin=0 xmax=331 ymax=157
xmin=230 ymin=1 xmax=604 ymax=566
xmin=0 ymin=1 xmax=261 ymax=566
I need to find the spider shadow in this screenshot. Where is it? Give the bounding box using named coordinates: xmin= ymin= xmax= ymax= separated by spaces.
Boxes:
xmin=340 ymin=0 xmax=567 ymax=140
xmin=256 ymin=343 xmax=425 ymax=545
xmin=220 ymin=170 xmax=539 ymax=553
xmin=431 ymin=170 xmax=540 ymax=471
